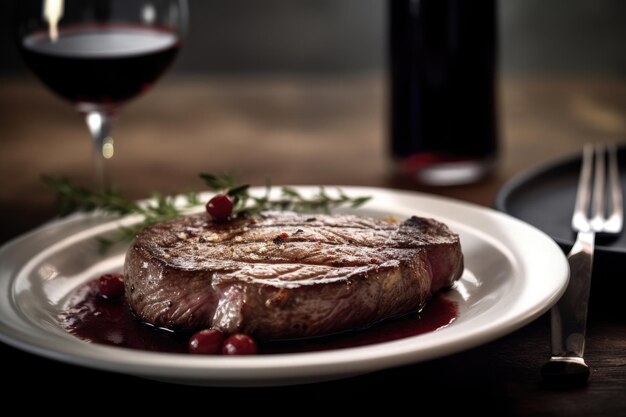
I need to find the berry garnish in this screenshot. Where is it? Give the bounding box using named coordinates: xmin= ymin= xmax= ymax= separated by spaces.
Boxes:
xmin=97 ymin=273 xmax=125 ymax=299
xmin=222 ymin=333 xmax=258 ymax=355
xmin=205 ymin=194 xmax=234 ymax=221
xmin=188 ymin=329 xmax=226 ymax=355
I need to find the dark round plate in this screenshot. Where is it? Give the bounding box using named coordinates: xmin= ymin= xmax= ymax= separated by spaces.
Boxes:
xmin=495 ymin=144 xmax=626 ymax=308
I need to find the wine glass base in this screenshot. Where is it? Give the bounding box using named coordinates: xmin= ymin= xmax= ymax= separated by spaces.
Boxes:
xmin=393 ymin=154 xmax=497 ymax=186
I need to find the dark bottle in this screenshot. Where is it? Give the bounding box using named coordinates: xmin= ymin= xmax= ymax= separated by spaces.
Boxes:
xmin=388 ymin=0 xmax=497 ymax=185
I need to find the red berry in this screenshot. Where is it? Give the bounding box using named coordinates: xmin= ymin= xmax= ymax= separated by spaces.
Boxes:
xmin=188 ymin=329 xmax=225 ymax=355
xmin=206 ymin=194 xmax=233 ymax=221
xmin=222 ymin=333 xmax=257 ymax=355
xmin=97 ymin=273 xmax=125 ymax=299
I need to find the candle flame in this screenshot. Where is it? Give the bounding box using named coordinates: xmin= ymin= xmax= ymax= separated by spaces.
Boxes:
xmin=44 ymin=0 xmax=64 ymax=41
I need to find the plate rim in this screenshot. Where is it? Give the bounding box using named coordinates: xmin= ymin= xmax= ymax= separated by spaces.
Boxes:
xmin=0 ymin=186 xmax=569 ymax=386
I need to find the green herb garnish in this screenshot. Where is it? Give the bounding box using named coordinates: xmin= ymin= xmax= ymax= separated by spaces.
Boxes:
xmin=43 ymin=173 xmax=371 ymax=252
xmin=199 ymin=174 xmax=370 ymax=215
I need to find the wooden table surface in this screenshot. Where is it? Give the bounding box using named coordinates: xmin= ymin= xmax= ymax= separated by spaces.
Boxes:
xmin=1 ymin=74 xmax=625 ymax=414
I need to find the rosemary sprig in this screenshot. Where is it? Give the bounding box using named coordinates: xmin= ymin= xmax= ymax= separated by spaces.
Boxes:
xmin=42 ymin=175 xmax=139 ymax=216
xmin=43 ymin=176 xmax=201 ymax=252
xmin=44 ymin=173 xmax=371 ymax=252
xmin=197 ymin=174 xmax=371 ymax=216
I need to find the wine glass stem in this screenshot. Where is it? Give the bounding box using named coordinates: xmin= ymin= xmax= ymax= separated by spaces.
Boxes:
xmin=84 ymin=110 xmax=117 ymax=188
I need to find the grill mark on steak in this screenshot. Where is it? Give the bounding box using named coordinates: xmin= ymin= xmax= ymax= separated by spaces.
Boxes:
xmin=124 ymin=211 xmax=463 ymax=340
xmin=157 ymin=242 xmax=417 ymax=268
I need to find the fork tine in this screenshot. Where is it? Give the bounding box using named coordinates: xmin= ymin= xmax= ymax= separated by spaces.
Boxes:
xmin=572 ymin=144 xmax=594 ymax=232
xmin=591 ymin=144 xmax=606 ymax=232
xmin=606 ymin=143 xmax=623 ymax=233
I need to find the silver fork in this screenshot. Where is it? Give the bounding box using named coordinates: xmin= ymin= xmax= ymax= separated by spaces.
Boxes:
xmin=541 ymin=143 xmax=623 ymax=385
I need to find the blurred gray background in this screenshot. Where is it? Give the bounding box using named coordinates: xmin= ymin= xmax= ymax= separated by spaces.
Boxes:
xmin=1 ymin=0 xmax=625 ymax=74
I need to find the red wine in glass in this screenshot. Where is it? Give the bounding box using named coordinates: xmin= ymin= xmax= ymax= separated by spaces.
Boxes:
xmin=16 ymin=0 xmax=188 ymax=187
xmin=388 ymin=0 xmax=498 ymax=185
xmin=20 ymin=26 xmax=181 ymax=107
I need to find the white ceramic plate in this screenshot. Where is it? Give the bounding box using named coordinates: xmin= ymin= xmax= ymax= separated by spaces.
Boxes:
xmin=0 ymin=186 xmax=568 ymax=386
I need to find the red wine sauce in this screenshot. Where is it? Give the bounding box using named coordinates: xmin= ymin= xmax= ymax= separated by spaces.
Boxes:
xmin=60 ymin=280 xmax=457 ymax=355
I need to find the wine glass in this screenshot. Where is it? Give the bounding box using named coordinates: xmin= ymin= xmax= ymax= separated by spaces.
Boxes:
xmin=16 ymin=0 xmax=188 ymax=187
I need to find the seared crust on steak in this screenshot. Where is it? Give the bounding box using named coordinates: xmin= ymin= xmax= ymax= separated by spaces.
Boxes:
xmin=124 ymin=212 xmax=463 ymax=340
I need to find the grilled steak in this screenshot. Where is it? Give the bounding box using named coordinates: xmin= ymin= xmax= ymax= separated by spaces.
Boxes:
xmin=124 ymin=212 xmax=463 ymax=340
